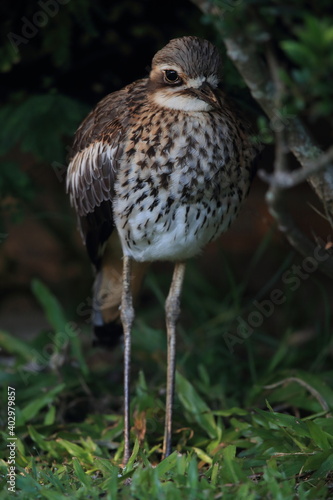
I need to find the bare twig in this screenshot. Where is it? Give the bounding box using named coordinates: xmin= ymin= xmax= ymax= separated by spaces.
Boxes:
xmin=271 ymin=452 xmax=317 ymax=457
xmin=222 ymin=29 xmax=333 ymax=223
xmin=264 ymin=377 xmax=330 ymax=414
xmin=266 ymin=46 xmax=288 ymax=171
xmin=259 ymin=145 xmax=333 ymax=189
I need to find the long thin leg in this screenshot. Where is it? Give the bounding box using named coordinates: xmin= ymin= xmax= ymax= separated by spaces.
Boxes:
xmin=120 ymin=255 xmax=134 ymax=465
xmin=162 ymin=261 xmax=186 ymax=459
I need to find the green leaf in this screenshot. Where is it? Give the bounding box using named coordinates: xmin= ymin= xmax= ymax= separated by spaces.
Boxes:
xmin=255 ymin=408 xmax=310 ymax=438
xmin=186 ymin=457 xmax=199 ymax=489
xmin=220 ymin=445 xmax=247 ymax=484
xmin=72 ymin=458 xmax=92 ymax=487
xmin=0 ymin=161 xmax=34 ymax=200
xmin=31 ymin=279 xmax=89 ymax=375
xmin=0 ymin=329 xmax=34 ymax=361
xmin=20 ymin=383 xmax=65 ymax=423
xmin=125 ymin=438 xmax=140 ymax=472
xmin=28 ymin=425 xmax=57 ymax=454
xmin=307 ymin=420 xmax=332 ymax=451
xmin=176 ymin=372 xmax=218 ymax=439
xmin=15 ymin=473 xmax=42 ymax=493
xmin=281 ymin=40 xmax=316 ymax=67
xmin=312 ymin=452 xmax=333 ymax=479
xmin=31 ymin=279 xmax=67 ymax=336
xmin=38 ymin=489 xmax=66 ymax=499
xmin=94 ymin=457 xmax=116 ymax=476
xmin=0 ymin=43 xmax=20 ymax=72
xmin=213 ymin=407 xmax=249 ymax=417
xmin=192 ymin=446 xmax=213 ymax=464
xmin=44 ymin=405 xmax=56 ymax=426
xmin=0 ymin=94 xmax=89 ymax=162
xmin=303 ymin=449 xmax=333 ymax=476
xmin=56 ymin=438 xmax=94 ymax=466
xmin=155 ymin=451 xmax=179 ymax=475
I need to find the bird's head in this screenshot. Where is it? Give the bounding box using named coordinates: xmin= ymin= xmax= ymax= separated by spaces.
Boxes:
xmin=148 ymin=36 xmax=222 ymax=112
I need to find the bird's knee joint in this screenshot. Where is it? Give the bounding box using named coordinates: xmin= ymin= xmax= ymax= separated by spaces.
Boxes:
xmin=165 ymin=296 xmax=181 ymax=323
xmin=120 ymin=302 xmax=134 ymax=330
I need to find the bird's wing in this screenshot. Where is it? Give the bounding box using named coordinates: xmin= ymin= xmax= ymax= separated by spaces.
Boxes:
xmin=216 ymin=88 xmax=263 ymax=182
xmin=66 ymin=80 xmax=149 ymax=346
xmin=217 ymin=88 xmax=262 ymax=149
xmin=66 ymin=83 xmax=137 ymax=268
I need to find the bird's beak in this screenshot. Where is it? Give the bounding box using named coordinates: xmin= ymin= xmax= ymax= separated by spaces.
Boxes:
xmin=190 ymin=81 xmax=220 ymax=109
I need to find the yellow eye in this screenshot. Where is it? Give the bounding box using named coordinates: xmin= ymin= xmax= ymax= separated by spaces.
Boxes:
xmin=164 ymin=70 xmax=181 ymax=84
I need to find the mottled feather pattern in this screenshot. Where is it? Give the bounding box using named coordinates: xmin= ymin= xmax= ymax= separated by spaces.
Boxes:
xmin=66 ymin=36 xmax=261 ymax=341
xmin=67 ymin=77 xmax=258 ymax=262
xmin=68 ymin=142 xmax=119 ymax=216
xmin=152 ymin=37 xmax=221 ymax=81
xmin=111 ymin=91 xmax=257 ymax=261
xmin=66 ymin=81 xmax=148 ymax=221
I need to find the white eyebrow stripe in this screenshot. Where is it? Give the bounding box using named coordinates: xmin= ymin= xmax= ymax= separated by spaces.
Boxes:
xmin=158 ymin=64 xmax=184 ymax=74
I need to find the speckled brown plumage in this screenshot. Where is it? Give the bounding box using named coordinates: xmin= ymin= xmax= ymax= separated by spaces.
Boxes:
xmin=68 ymin=43 xmax=258 ymax=286
xmin=66 ymin=36 xmax=261 ymax=461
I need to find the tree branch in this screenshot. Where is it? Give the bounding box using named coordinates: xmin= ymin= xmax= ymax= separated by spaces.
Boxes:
xmin=225 ymin=30 xmax=333 ymax=220
xmin=191 ymin=0 xmax=333 ymax=276
xmin=259 ymin=145 xmax=333 ymax=189
xmin=190 ymin=0 xmax=333 ymax=198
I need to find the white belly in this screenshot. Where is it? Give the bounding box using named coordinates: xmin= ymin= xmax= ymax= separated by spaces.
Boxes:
xmin=114 ymin=195 xmax=240 ymax=262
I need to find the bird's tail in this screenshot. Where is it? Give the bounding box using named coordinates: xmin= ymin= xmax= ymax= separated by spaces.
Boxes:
xmin=91 ymin=234 xmax=149 ymax=348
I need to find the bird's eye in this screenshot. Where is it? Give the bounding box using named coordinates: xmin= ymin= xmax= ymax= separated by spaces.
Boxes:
xmin=164 ymin=70 xmax=181 ymax=84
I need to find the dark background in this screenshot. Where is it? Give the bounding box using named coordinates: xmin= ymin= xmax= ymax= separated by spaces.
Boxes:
xmin=0 ymin=0 xmax=331 ymax=376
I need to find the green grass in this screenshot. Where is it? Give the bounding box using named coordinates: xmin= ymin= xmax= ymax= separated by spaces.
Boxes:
xmin=1 ymin=242 xmax=333 ymax=499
